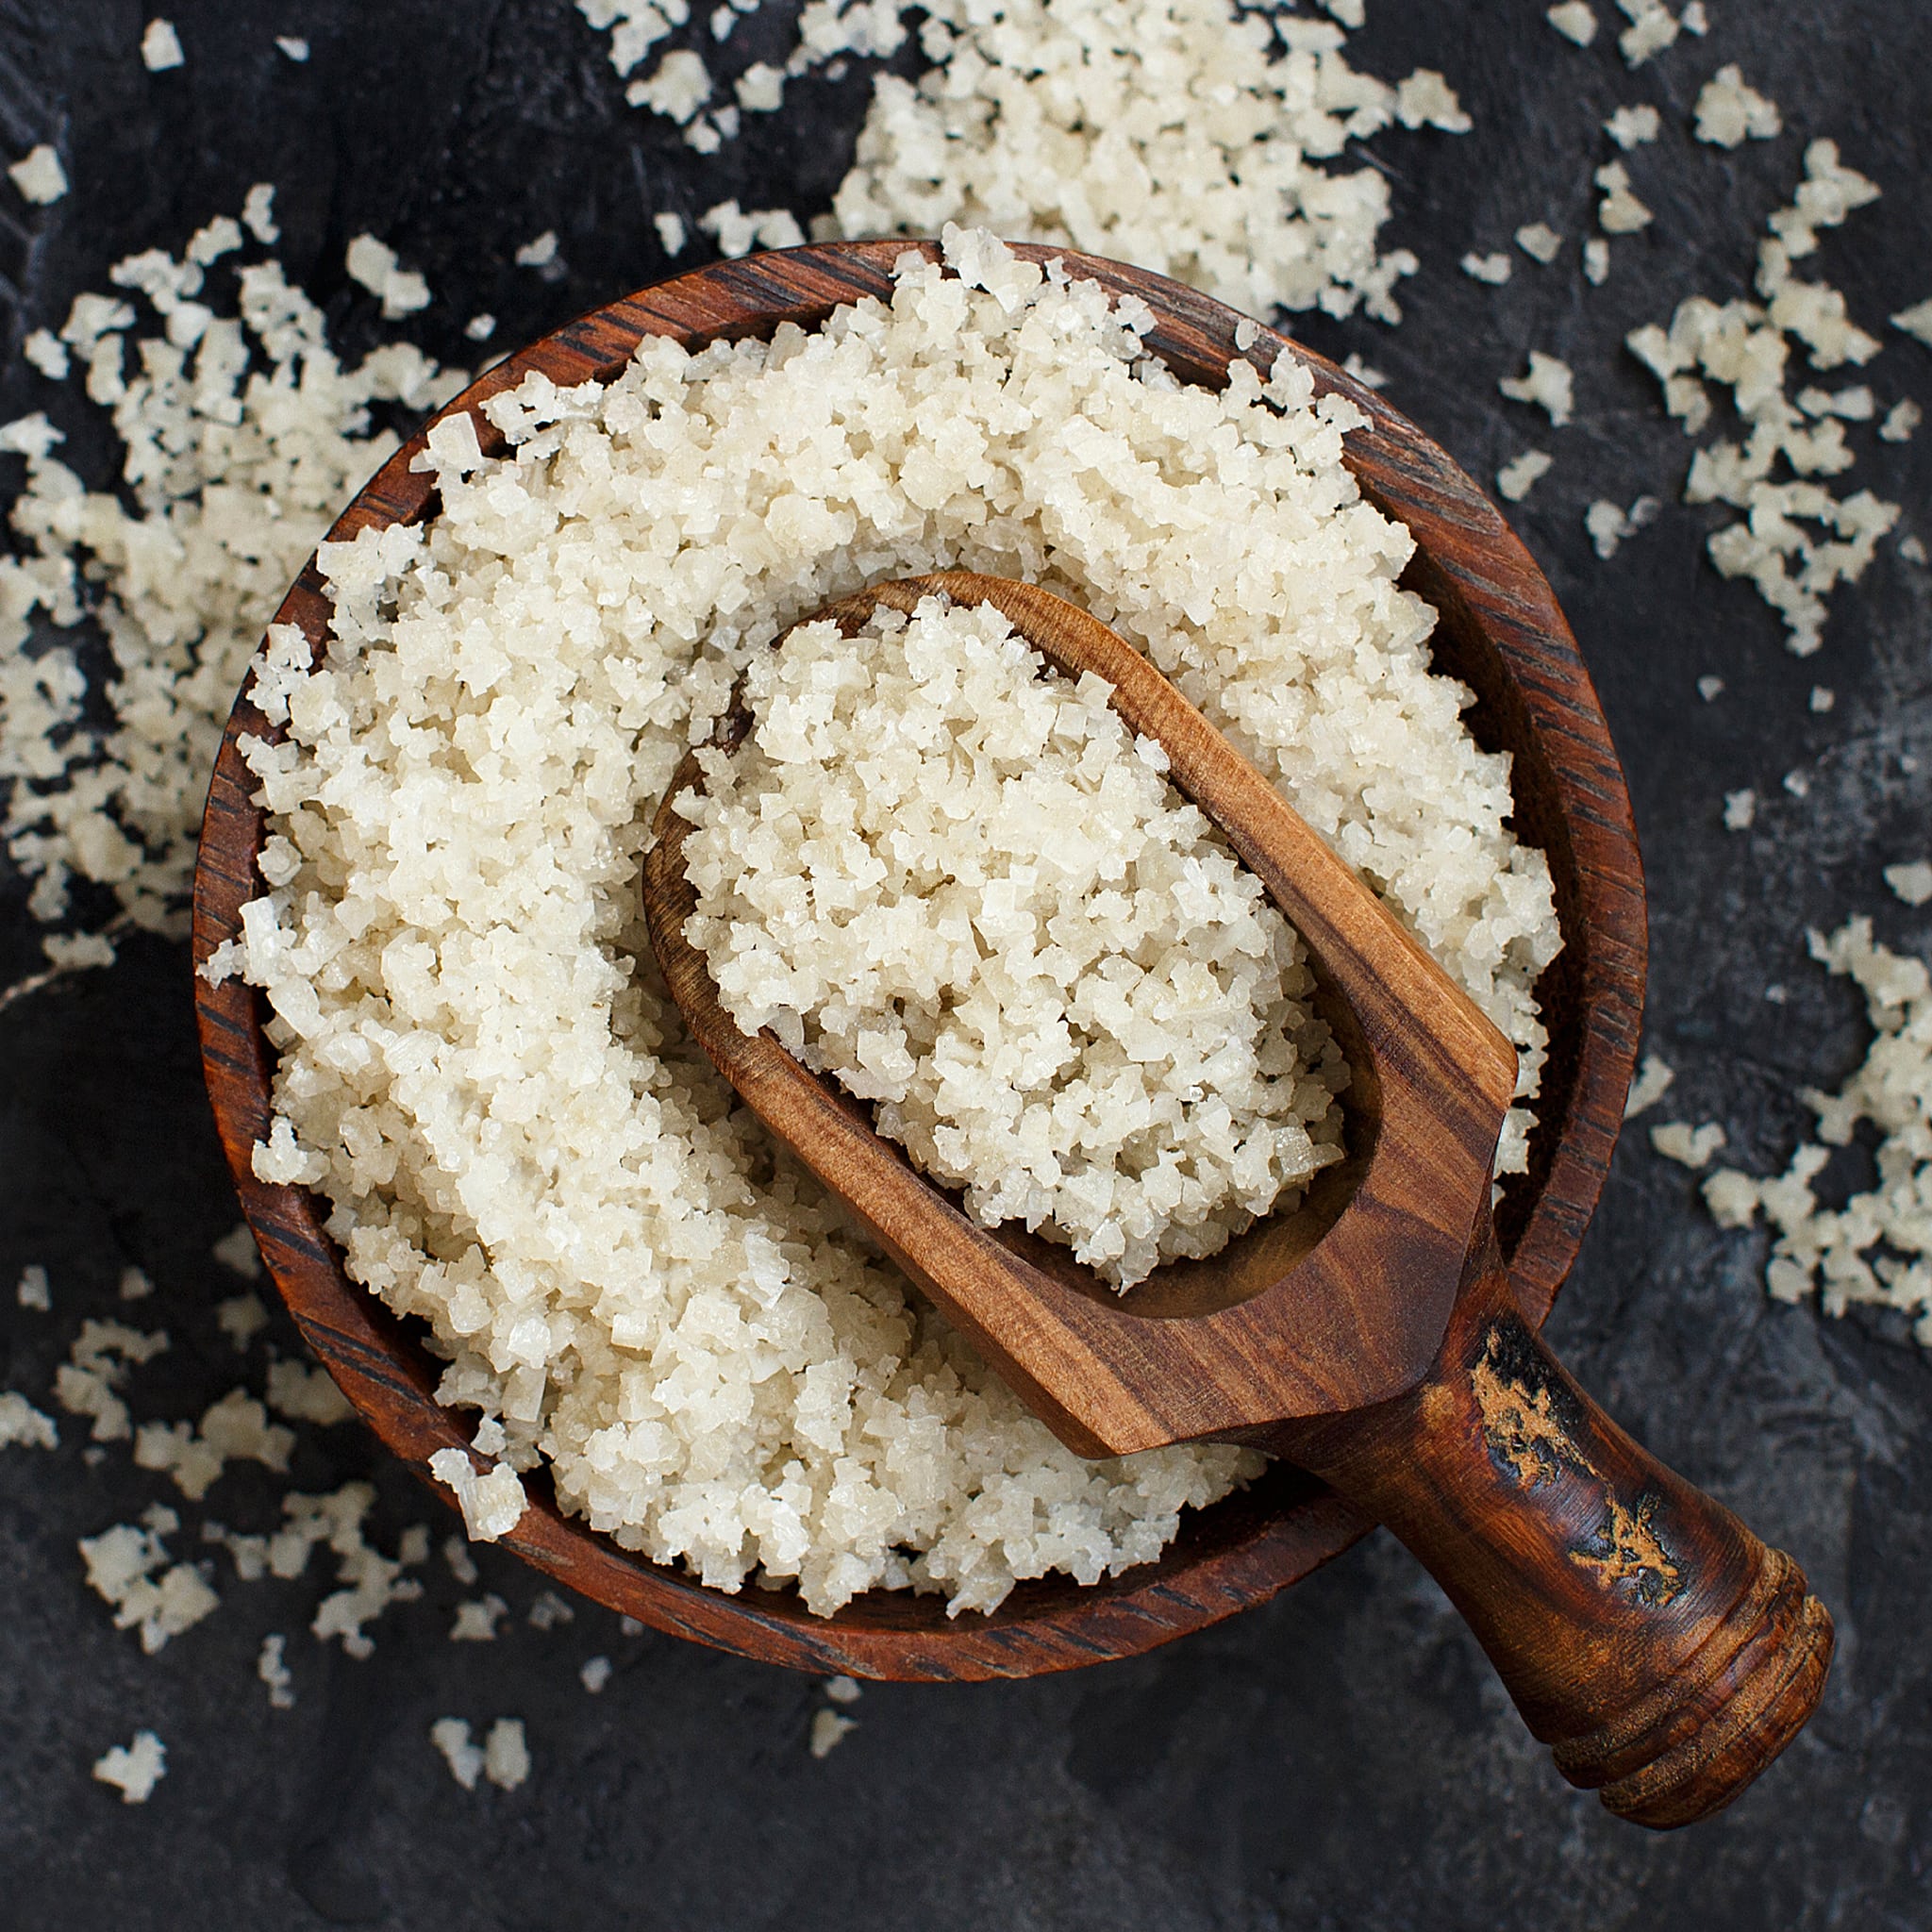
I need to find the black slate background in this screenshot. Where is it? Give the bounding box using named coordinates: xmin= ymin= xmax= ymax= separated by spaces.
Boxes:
xmin=2 ymin=3 xmax=1929 ymax=1926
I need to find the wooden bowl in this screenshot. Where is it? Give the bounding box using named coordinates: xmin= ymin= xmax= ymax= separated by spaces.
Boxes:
xmin=192 ymin=242 xmax=1645 ymax=1681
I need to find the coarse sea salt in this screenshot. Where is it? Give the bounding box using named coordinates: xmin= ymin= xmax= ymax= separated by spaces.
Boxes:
xmin=215 ymin=231 xmax=1560 ymax=1616
xmin=681 ymin=594 xmax=1347 ymax=1288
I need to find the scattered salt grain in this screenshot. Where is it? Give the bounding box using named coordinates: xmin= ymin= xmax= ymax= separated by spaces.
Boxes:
xmin=1694 ymin=65 xmax=1782 ymax=147
xmin=1682 ymin=1 xmax=1707 ymax=29
xmin=213 ymin=1224 xmax=262 ymax=1280
xmin=93 ymin=1731 xmax=166 ymax=1803
xmin=513 ymin=230 xmax=559 ymax=269
xmin=442 ymin=1536 xmax=480 ymax=1586
xmin=118 ymin=1266 xmax=153 ymax=1303
xmin=1584 ymin=238 xmax=1611 ymax=286
xmin=1595 ymin=160 xmax=1655 ymax=234
xmin=1880 ymin=400 xmax=1922 ymax=442
xmin=580 ymin=1655 xmax=614 ymax=1692
xmin=428 ymin=1449 xmax=527 ymax=1544
xmin=276 ymin=36 xmax=309 ymax=61
xmin=16 ymin=1264 xmax=50 ymax=1310
xmin=41 ymin=930 xmax=117 ymax=971
xmin=824 ymin=1674 xmax=862 ymax=1706
xmin=216 ymin=1295 xmax=268 ymax=1351
xmin=809 ymin=1709 xmax=857 ymax=1758
xmin=1724 ymin=788 xmax=1757 ymax=830
xmin=1395 ymin=71 xmax=1473 ymax=135
xmin=141 ymin=19 xmax=184 ymax=72
xmin=1547 ymin=2 xmax=1599 ymax=44
xmin=1623 ymin=1052 xmax=1676 ymax=1120
xmin=1617 ymin=0 xmax=1680 ymax=67
xmin=0 ymin=1391 xmax=58 ymax=1450
xmin=431 ymin=1718 xmax=485 ymax=1790
xmin=1605 ymin=105 xmax=1661 ymax=149
xmin=736 ymin=62 xmax=785 ymax=111
xmin=1884 ymin=861 xmax=1932 ymax=908
xmin=1703 ymin=918 xmax=1932 ymax=1343
xmin=240 ymin=182 xmax=278 ymax=243
xmin=1784 ymin=770 xmax=1810 ymax=799
xmin=1651 ymin=1121 xmax=1727 ymax=1169
xmin=79 ymin=1519 xmax=219 ymax=1652
xmin=1798 ymin=384 xmax=1874 ymax=421
xmin=135 ymin=1388 xmax=295 ymax=1500
xmin=258 ymin=1632 xmax=294 ymax=1707
xmin=463 ymin=313 xmax=497 ymax=343
xmin=1586 ymin=495 xmax=1661 ymax=558
xmin=1496 ymin=451 xmax=1554 ymax=502
xmin=1233 ymin=317 xmax=1261 ymax=352
xmin=1462 ymin=252 xmax=1513 ymax=286
xmin=697 ymin=200 xmax=805 ymax=258
xmin=266 ymin=1359 xmax=355 ymax=1426
xmin=654 ymin=211 xmax=687 ymax=255
xmin=1698 ymin=675 xmax=1724 ymax=700
xmin=1903 ymin=537 xmax=1929 ymax=565
xmin=1501 ymin=351 xmax=1576 ymax=426
xmin=484 ymin=1719 xmax=530 ymax=1790
xmin=626 ymin=48 xmax=713 ymax=122
xmin=1809 ymin=686 xmax=1836 ymax=713
xmin=1894 ymin=302 xmax=1932 ymax=349
xmin=1515 ymin=223 xmax=1564 ymax=265
xmin=282 ymin=1483 xmax=426 ymax=1657
xmin=57 ymin=1320 xmax=168 ymax=1443
xmin=8 ymin=144 xmax=67 ymax=206
xmin=450 ymin=1593 xmax=509 ymax=1641
xmin=22 ymin=329 xmax=68 ymax=378
xmin=1341 ymin=352 xmax=1388 ymax=389
xmin=527 ymin=1590 xmax=575 ymax=1629
xmin=343 ymin=233 xmax=432 ymax=319
xmin=619 ymin=1617 xmax=646 ymax=1640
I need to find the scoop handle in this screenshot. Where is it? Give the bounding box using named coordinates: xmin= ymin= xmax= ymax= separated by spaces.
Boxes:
xmin=1272 ymin=1210 xmax=1833 ymax=1828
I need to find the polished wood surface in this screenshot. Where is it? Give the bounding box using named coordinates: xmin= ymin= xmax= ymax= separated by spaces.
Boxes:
xmin=647 ymin=572 xmax=1832 ymax=1824
xmin=644 ymin=572 xmax=1522 ymax=1453
xmin=1275 ymin=1206 xmax=1833 ymax=1826
xmin=193 ymin=241 xmax=1648 ymax=1687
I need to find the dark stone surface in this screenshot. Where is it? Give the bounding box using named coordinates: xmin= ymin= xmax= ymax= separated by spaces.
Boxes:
xmin=3 ymin=1 xmax=1930 ymax=1925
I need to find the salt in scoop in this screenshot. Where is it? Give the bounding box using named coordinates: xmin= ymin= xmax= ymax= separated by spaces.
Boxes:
xmin=645 ymin=569 xmax=1831 ymax=1829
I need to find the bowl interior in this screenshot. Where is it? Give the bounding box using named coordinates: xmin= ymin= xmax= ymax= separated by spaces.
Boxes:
xmin=192 ymin=242 xmax=1645 ymax=1680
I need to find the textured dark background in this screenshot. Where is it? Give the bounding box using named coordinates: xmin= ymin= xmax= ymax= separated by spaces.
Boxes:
xmin=3 ymin=2 xmax=1930 ymax=1926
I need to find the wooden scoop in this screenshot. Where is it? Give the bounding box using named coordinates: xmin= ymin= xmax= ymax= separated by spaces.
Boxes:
xmin=642 ymin=571 xmax=1833 ymax=1828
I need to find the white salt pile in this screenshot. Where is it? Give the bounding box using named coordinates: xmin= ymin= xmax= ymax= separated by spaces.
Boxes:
xmin=0 ymin=199 xmax=461 ymax=966
xmin=578 ymin=0 xmax=1468 ymax=323
xmin=826 ymin=0 xmax=1467 ymax=325
xmin=1704 ymin=918 xmax=1932 ymax=1343
xmin=1625 ymin=142 xmax=1899 ymax=656
xmin=679 ymin=593 xmax=1347 ymax=1289
xmin=208 ymin=230 xmax=1559 ymax=1616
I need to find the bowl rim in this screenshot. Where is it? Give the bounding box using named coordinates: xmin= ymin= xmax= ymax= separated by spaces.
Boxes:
xmin=192 ymin=239 xmax=1646 ymax=1681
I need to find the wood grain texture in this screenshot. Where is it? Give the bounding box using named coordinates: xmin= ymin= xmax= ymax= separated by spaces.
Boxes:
xmin=645 ymin=571 xmax=1521 ymax=1454
xmin=1274 ymin=1207 xmax=1835 ymax=1826
xmin=192 ymin=241 xmax=1646 ymax=1682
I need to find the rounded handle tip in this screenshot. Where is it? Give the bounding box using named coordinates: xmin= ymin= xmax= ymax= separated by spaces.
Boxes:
xmin=1554 ymin=1549 xmax=1835 ymax=1830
